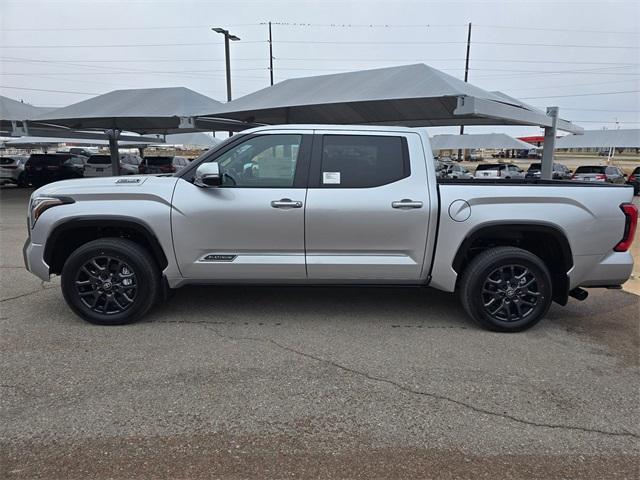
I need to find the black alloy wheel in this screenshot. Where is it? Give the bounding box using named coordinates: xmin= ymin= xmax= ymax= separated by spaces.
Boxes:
xmin=61 ymin=238 xmax=160 ymax=325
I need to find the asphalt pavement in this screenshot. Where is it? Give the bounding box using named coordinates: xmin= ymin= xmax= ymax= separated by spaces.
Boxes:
xmin=1 ymin=186 xmax=638 ymax=479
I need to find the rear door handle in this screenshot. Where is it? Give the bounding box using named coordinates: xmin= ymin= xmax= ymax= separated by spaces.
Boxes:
xmin=271 ymin=198 xmax=303 ymax=209
xmin=392 ymin=199 xmax=423 ymax=209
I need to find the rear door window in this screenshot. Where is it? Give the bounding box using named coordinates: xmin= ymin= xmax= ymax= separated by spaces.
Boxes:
xmin=87 ymin=156 xmax=111 ymax=165
xmin=575 ymin=166 xmax=605 ymax=174
xmin=28 ymin=155 xmax=64 ymax=166
xmin=319 ymin=135 xmax=409 ymax=188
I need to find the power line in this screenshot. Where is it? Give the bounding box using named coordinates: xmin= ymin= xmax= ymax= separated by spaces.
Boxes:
xmin=573 ymin=120 xmax=640 ymax=124
xmin=274 ymin=40 xmax=637 ymax=49
xmin=0 ymin=85 xmax=99 ymax=95
xmin=556 ymin=107 xmax=640 ymax=112
xmin=0 ymin=41 xmax=266 ymax=49
xmin=273 ymin=57 xmax=639 ymax=66
xmin=0 ymin=56 xmax=268 ymax=82
xmin=521 ymin=90 xmax=640 ymax=99
xmin=474 ymin=24 xmax=640 ymax=35
xmin=1 ymin=69 xmax=268 ymax=75
xmin=3 ymin=56 xmax=638 ymax=68
xmin=263 ymin=22 xmax=640 ymax=35
xmin=0 ymin=57 xmax=267 ymax=63
xmin=504 ymin=79 xmax=640 ymax=93
xmin=1 ymin=23 xmax=262 ymax=31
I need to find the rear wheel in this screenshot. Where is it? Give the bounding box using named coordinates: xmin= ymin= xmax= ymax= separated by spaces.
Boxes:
xmin=459 ymin=247 xmax=552 ymax=332
xmin=61 ymin=238 xmax=160 ymax=325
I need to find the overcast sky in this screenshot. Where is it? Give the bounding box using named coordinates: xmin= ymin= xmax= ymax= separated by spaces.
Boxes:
xmin=1 ymin=0 xmax=638 ymax=136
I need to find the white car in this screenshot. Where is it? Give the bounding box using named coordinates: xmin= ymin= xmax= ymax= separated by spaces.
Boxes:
xmin=0 ymin=155 xmax=29 ymax=187
xmin=474 ymin=163 xmax=525 ymax=179
xmin=84 ymin=154 xmax=142 ymax=177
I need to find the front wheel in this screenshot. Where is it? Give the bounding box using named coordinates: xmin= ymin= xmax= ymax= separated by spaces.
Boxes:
xmin=61 ymin=238 xmax=161 ymax=325
xmin=459 ymin=247 xmax=552 ymax=332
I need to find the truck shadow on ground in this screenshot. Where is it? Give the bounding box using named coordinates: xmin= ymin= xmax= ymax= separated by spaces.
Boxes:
xmin=150 ymin=285 xmax=639 ymax=365
xmin=155 ymin=285 xmax=473 ymax=329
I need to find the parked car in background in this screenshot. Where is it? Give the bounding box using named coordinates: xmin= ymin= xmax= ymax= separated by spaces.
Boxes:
xmin=24 ymin=153 xmax=84 ymax=187
xmin=474 ymin=163 xmax=525 ymax=179
xmin=525 ymin=162 xmax=572 ymax=180
xmin=441 ymin=162 xmax=473 ymax=179
xmin=138 ymin=155 xmax=189 ymax=174
xmin=571 ymin=165 xmax=626 ymax=184
xmin=626 ymin=166 xmax=640 ymax=195
xmin=434 ymin=159 xmax=448 ymax=179
xmin=69 ymin=147 xmax=96 ymax=158
xmin=84 ymin=154 xmax=142 ymax=177
xmin=121 ymin=153 xmax=142 ymax=175
xmin=0 ymin=155 xmax=29 ymax=187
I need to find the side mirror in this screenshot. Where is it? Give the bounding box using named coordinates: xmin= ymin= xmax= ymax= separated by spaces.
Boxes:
xmin=194 ymin=162 xmax=222 ymax=187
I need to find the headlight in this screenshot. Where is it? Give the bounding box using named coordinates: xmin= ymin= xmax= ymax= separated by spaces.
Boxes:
xmin=29 ymin=196 xmax=74 ymax=228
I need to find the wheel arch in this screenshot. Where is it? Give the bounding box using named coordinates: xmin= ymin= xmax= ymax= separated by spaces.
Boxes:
xmin=452 ymin=222 xmax=573 ymax=305
xmin=44 ymin=216 xmax=169 ymax=276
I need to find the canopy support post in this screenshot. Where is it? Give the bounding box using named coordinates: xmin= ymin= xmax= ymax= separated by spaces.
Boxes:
xmin=541 ymin=107 xmax=558 ymax=180
xmin=106 ymin=129 xmax=121 ymax=176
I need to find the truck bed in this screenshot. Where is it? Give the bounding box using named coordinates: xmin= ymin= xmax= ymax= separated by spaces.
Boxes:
xmin=430 ymin=180 xmax=635 ymax=292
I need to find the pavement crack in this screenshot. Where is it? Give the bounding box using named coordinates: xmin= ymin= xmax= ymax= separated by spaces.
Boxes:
xmin=163 ymin=320 xmax=638 ymax=440
xmin=0 ymin=285 xmax=56 ymax=303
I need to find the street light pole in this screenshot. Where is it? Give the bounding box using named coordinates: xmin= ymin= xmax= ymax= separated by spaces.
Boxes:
xmin=212 ymin=27 xmax=240 ymax=136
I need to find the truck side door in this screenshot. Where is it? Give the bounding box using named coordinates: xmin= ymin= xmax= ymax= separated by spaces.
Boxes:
xmin=171 ymin=132 xmax=311 ymax=281
xmin=304 ymin=131 xmax=431 ymax=282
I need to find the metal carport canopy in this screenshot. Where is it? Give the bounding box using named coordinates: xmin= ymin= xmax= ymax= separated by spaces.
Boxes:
xmin=208 ymin=64 xmax=583 ymax=134
xmin=430 ymin=133 xmax=536 ymax=151
xmin=29 ymin=87 xmax=253 ymax=175
xmin=555 ymin=129 xmax=640 ymax=149
xmin=32 ymin=87 xmax=248 ymax=134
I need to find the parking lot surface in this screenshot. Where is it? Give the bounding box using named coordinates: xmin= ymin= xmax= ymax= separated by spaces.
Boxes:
xmin=1 ymin=186 xmax=638 ymax=479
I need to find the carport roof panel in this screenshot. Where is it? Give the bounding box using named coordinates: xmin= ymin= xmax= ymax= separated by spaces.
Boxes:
xmin=1 ymin=95 xmax=53 ymax=121
xmin=430 ymin=133 xmax=536 ymax=151
xmin=163 ymin=132 xmax=221 ymax=147
xmin=555 ymin=129 xmax=640 ymax=148
xmin=209 ymin=64 xmax=581 ymax=133
xmin=32 ymin=87 xmax=245 ymax=134
xmin=35 ymin=87 xmax=222 ymax=120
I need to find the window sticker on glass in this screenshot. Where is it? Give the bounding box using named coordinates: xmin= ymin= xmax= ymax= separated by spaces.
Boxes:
xmin=323 ymin=172 xmax=341 ymax=184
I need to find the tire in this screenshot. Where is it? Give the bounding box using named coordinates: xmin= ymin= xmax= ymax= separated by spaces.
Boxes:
xmin=459 ymin=247 xmax=553 ymax=332
xmin=16 ymin=172 xmax=27 ymax=188
xmin=61 ymin=238 xmax=161 ymax=325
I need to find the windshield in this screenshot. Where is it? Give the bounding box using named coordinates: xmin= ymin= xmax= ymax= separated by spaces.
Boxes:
xmin=527 ymin=163 xmax=541 ymax=171
xmin=575 ymin=166 xmax=606 ymax=174
xmin=475 ymin=164 xmax=502 ymax=171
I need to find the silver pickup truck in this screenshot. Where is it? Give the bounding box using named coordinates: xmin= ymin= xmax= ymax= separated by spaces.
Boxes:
xmin=23 ymin=125 xmax=637 ymax=332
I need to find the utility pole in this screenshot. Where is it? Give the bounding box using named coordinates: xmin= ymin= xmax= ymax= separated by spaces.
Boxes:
xmin=212 ymin=27 xmax=240 ymax=136
xmin=268 ymin=21 xmax=274 ymax=86
xmin=458 ymin=22 xmax=472 ymax=161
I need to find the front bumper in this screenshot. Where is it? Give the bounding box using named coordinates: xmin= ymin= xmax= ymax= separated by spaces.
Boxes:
xmin=23 ymin=237 xmax=50 ymax=281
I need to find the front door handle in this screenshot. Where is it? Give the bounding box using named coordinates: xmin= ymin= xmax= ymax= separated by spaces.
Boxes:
xmin=392 ymin=199 xmax=423 ymax=209
xmin=271 ymin=198 xmax=303 ymax=209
